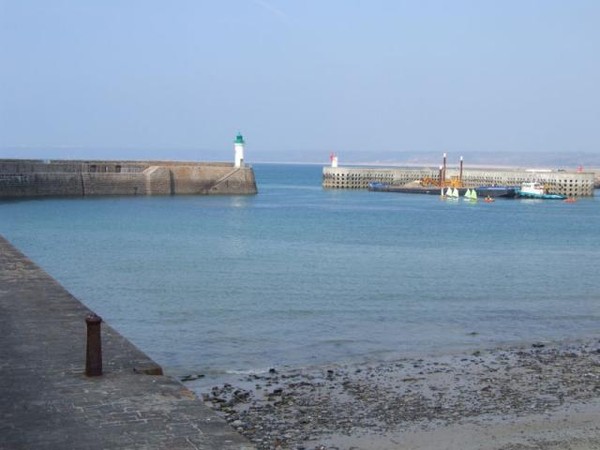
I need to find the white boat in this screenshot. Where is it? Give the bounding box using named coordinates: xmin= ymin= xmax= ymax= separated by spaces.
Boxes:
xmin=463 ymin=188 xmax=477 ymax=201
xmin=443 ymin=187 xmax=460 ymax=200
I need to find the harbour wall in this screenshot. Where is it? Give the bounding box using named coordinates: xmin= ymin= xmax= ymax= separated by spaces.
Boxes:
xmin=323 ymin=166 xmax=595 ymax=197
xmin=0 ymin=159 xmax=258 ymax=198
xmin=0 ymin=234 xmax=254 ymax=449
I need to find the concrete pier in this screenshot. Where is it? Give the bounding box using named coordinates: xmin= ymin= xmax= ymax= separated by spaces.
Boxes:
xmin=0 ymin=235 xmax=254 ymax=449
xmin=323 ymin=166 xmax=596 ymax=197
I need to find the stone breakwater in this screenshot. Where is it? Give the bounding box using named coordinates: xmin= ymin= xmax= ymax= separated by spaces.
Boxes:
xmin=195 ymin=338 xmax=600 ymax=450
xmin=0 ymin=159 xmax=257 ymax=198
xmin=323 ymin=166 xmax=596 ymax=197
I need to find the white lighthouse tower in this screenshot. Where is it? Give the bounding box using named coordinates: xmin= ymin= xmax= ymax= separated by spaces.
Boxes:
xmin=234 ymin=132 xmax=245 ymax=168
xmin=330 ymin=152 xmax=339 ymax=168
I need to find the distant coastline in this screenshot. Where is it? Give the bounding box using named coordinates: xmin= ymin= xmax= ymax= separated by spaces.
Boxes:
xmin=3 ymin=148 xmax=600 ymax=169
xmin=260 ymin=150 xmax=600 ymax=169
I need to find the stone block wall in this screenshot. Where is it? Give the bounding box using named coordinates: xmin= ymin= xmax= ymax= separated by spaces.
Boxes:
xmin=0 ymin=160 xmax=257 ymax=198
xmin=82 ymin=172 xmax=147 ymax=196
xmin=170 ymin=165 xmax=220 ymax=194
xmin=0 ymin=172 xmax=84 ymax=197
xmin=209 ymin=167 xmax=257 ymax=195
xmin=144 ymin=167 xmax=172 ymax=195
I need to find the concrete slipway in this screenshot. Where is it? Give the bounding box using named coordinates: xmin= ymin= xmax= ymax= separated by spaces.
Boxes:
xmin=0 ymin=235 xmax=254 ymax=450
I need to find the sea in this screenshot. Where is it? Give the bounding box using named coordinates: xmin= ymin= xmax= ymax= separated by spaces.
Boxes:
xmin=1 ymin=163 xmax=599 ymax=390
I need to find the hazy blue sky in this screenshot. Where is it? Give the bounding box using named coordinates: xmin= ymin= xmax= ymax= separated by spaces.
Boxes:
xmin=1 ymin=0 xmax=599 ymax=163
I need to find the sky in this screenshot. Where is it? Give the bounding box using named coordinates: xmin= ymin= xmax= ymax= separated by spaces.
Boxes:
xmin=1 ymin=0 xmax=599 ymax=164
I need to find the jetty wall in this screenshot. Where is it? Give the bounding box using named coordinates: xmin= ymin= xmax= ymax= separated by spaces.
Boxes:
xmin=323 ymin=166 xmax=595 ymax=197
xmin=0 ymin=234 xmax=254 ymax=449
xmin=0 ymin=159 xmax=257 ymax=198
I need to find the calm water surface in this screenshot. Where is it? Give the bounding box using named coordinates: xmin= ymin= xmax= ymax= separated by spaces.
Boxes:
xmin=1 ymin=164 xmax=599 ymax=385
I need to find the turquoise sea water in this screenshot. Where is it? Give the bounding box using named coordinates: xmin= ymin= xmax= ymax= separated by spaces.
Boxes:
xmin=1 ymin=163 xmax=599 ymax=384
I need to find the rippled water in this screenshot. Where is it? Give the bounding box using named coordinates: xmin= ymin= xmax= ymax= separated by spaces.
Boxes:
xmin=1 ymin=163 xmax=599 ymax=385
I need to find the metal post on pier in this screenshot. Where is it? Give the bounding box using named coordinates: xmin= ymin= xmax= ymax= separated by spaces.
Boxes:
xmin=85 ymin=313 xmax=103 ymax=376
xmin=442 ymin=153 xmax=447 ymax=185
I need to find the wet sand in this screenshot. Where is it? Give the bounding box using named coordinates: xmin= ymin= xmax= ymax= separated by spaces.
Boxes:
xmin=191 ymin=338 xmax=600 ymax=450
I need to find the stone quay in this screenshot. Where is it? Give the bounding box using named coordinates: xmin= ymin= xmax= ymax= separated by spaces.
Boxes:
xmin=0 ymin=235 xmax=255 ymax=450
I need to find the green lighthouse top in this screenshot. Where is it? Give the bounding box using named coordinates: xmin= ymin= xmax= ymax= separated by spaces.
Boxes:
xmin=234 ymin=132 xmax=245 ymax=144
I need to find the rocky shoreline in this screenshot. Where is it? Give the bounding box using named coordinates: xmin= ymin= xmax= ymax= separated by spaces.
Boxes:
xmin=187 ymin=338 xmax=600 ymax=450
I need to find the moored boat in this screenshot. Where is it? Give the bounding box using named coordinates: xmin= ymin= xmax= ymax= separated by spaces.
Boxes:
xmin=367 ymin=182 xmax=455 ymax=195
xmin=368 ymin=182 xmax=517 ymax=198
xmin=516 ymin=182 xmax=566 ymax=200
xmin=474 ymin=186 xmax=517 ymax=198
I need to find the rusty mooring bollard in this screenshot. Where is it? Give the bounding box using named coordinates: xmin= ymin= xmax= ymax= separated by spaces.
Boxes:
xmin=85 ymin=313 xmax=103 ymax=376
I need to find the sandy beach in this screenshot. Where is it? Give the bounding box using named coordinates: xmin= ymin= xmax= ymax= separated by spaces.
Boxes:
xmin=195 ymin=337 xmax=600 ymax=450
